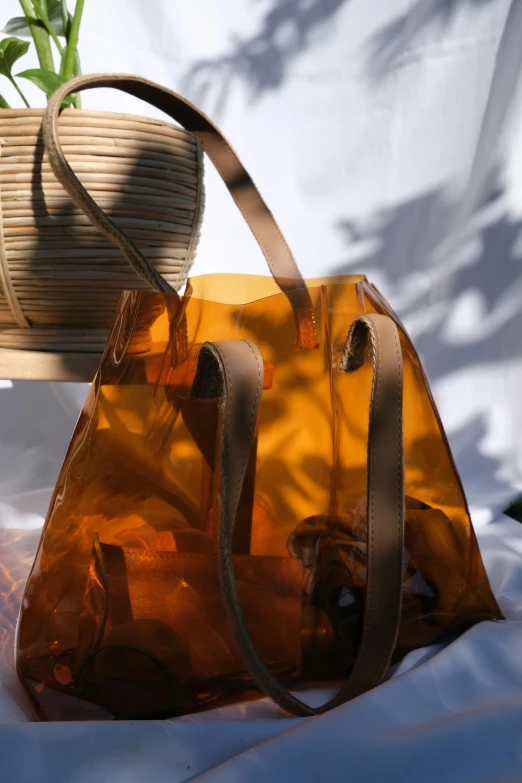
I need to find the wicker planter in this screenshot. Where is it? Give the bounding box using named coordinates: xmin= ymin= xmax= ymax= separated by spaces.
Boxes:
xmin=0 ymin=108 xmax=204 ymax=380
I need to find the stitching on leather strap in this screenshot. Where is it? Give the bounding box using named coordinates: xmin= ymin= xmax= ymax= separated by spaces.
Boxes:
xmin=365 ymin=320 xmax=380 ymax=667
xmin=216 ymin=340 xmax=313 ymax=716
xmin=348 ymin=317 xmax=380 ymax=683
xmin=376 ymin=321 xmax=403 ymax=682
xmin=335 ymin=314 xmax=404 ymax=700
xmin=222 ymin=340 xmax=262 ymax=516
xmin=213 ymin=319 xmax=403 ymax=717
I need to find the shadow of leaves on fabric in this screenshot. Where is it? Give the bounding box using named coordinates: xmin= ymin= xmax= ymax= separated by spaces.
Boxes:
xmin=335 ymin=185 xmax=522 ymax=379
xmin=366 ymin=0 xmax=503 ymax=80
xmin=182 ymin=0 xmax=349 ymax=112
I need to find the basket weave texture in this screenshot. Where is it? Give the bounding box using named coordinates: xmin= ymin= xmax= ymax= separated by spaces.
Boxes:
xmin=0 ymin=108 xmax=204 ymax=353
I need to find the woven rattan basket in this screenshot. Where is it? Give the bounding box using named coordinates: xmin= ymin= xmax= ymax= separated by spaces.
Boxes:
xmin=0 ymin=108 xmax=203 ymax=381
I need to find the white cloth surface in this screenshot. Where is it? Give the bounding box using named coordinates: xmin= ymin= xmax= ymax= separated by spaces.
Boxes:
xmin=2 ymin=0 xmax=522 ymax=780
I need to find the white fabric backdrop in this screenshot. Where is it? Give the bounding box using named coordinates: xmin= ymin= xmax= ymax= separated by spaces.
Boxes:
xmin=2 ymin=0 xmax=522 ymax=780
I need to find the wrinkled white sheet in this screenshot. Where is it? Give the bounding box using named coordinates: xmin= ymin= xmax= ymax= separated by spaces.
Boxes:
xmin=2 ymin=0 xmax=522 ymax=780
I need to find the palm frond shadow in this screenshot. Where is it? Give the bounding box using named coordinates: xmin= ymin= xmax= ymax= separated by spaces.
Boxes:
xmin=335 ymin=181 xmax=522 ymax=379
xmin=182 ymin=0 xmax=349 ymax=113
xmin=366 ymin=0 xmax=502 ymax=81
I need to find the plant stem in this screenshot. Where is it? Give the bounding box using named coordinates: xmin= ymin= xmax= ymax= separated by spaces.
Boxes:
xmin=72 ymin=49 xmax=81 ymax=108
xmin=61 ymin=0 xmax=84 ymax=80
xmin=40 ymin=19 xmax=65 ymax=56
xmin=34 ymin=0 xmax=65 ymax=55
xmin=60 ymin=0 xmax=71 ymax=40
xmin=18 ymin=0 xmax=55 ymax=73
xmin=10 ymin=76 xmax=30 ymax=108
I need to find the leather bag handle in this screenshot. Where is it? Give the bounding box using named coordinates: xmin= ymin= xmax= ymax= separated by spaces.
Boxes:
xmin=43 ymin=74 xmax=317 ymax=348
xmin=191 ymin=316 xmax=405 ymax=716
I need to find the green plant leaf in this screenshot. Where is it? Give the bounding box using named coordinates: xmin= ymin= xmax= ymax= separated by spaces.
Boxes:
xmin=0 ymin=93 xmax=11 ymax=108
xmin=3 ymin=16 xmax=32 ymax=37
xmin=48 ymin=0 xmax=68 ymax=29
xmin=0 ymin=37 xmax=31 ymax=81
xmin=3 ymin=4 xmax=65 ymax=37
xmin=17 ymin=67 xmax=72 ymax=102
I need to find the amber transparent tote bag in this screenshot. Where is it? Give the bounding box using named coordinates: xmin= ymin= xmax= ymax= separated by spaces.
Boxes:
xmin=16 ymin=75 xmax=502 ymax=721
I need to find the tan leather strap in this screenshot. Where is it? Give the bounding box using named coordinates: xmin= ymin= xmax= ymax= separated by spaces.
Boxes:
xmin=43 ymin=74 xmax=317 ymax=347
xmin=338 ymin=312 xmax=404 ymax=700
xmin=191 ymin=317 xmax=404 ymax=716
